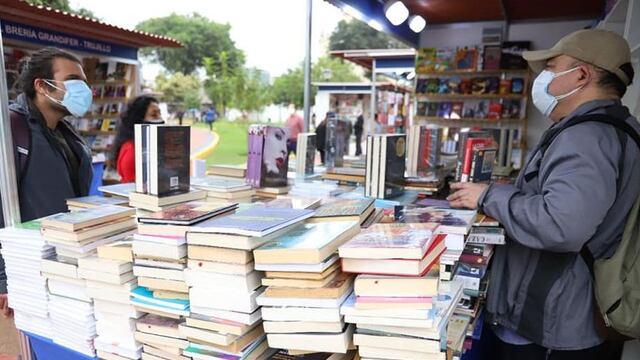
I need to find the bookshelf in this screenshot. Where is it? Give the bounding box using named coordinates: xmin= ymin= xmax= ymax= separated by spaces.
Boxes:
xmin=412 ymin=65 xmax=531 ymax=176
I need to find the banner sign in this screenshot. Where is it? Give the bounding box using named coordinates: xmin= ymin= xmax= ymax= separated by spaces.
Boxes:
xmin=1 ymin=19 xmax=138 ymax=60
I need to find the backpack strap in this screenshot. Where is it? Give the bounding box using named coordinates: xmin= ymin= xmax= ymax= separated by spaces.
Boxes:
xmin=9 ymin=109 xmax=31 ymax=184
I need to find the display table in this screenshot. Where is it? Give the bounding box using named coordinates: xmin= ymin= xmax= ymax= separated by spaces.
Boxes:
xmin=24 ymin=332 xmax=96 ymax=360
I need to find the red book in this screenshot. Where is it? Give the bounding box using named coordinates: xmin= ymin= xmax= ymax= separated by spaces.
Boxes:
xmin=461 ymin=138 xmax=492 ymax=182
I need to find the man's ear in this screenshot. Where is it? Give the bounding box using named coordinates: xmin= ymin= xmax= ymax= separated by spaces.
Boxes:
xmin=33 ymin=78 xmax=49 ymax=96
xmin=577 ymin=64 xmax=593 ymax=86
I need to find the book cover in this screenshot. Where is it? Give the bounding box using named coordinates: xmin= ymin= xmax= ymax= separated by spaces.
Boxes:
xmin=137 ymin=202 xmax=237 ymax=226
xmin=193 ymin=207 xmax=314 ymax=237
xmin=450 ymin=102 xmax=464 ymax=119
xmin=304 ymin=134 xmax=316 ymax=175
xmin=455 ymin=47 xmax=478 ymax=70
xmin=426 ymin=102 xmax=439 ymax=117
xmin=149 ymin=126 xmax=191 ymax=197
xmin=470 ymin=147 xmax=497 ymax=183
xmin=394 ymin=205 xmax=476 ymax=234
xmin=324 ymin=117 xmax=345 ymax=170
xmin=98 ymin=182 xmax=136 ymax=198
xmin=435 ymin=48 xmax=454 ymax=72
xmin=482 ymin=45 xmax=502 ymax=70
xmin=500 ymin=41 xmax=531 ymax=69
xmin=261 ymin=126 xmax=289 ymax=188
xmin=339 ymin=223 xmax=438 ymax=260
xmin=461 ymin=137 xmax=493 ymax=182
xmin=381 ymin=135 xmax=406 ymax=199
xmin=41 ymin=205 xmax=134 ymax=231
xmin=312 ymin=198 xmax=374 ymax=219
xmin=66 ymin=195 xmax=128 ymax=208
xmin=437 ymin=102 xmax=452 ymax=118
xmin=191 ymin=177 xmax=250 ymax=192
xmin=130 ymin=286 xmax=189 ymax=310
xmin=416 ymin=48 xmax=437 ymax=74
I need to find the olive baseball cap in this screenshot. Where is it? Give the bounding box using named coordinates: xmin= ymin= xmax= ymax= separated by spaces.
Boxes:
xmin=522 ymin=29 xmax=633 ymax=85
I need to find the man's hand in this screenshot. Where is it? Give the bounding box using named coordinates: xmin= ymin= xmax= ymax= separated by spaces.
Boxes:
xmin=0 ymin=293 xmax=13 ymax=319
xmin=447 ymin=182 xmax=489 ymax=210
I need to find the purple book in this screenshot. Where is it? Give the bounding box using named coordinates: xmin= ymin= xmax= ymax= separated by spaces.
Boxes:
xmin=193 ymin=207 xmax=314 ymax=237
xmin=259 ymin=126 xmax=289 ymax=188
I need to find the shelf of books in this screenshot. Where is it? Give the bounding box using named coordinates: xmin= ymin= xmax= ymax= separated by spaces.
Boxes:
xmin=412 ymin=43 xmax=531 ymax=176
xmin=67 ymin=58 xmax=136 ymax=163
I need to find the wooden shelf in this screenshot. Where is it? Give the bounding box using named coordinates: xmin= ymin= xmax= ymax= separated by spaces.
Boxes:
xmin=416 ymin=93 xmax=526 ymax=100
xmin=417 ymin=69 xmax=529 ymax=77
xmin=414 ymin=116 xmax=525 ymax=129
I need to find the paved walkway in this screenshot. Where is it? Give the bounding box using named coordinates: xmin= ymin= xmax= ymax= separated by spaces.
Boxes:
xmin=190 ymin=128 xmax=219 ymax=160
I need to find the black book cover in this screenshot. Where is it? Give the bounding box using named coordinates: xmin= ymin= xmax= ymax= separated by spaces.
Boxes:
xmin=305 ymin=134 xmax=316 ymax=175
xmin=383 ymin=135 xmax=406 ymax=199
xmin=500 ymin=41 xmax=531 ymax=70
xmin=152 ymin=126 xmax=190 ymax=197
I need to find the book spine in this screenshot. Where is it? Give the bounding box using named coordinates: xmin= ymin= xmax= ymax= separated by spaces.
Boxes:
xmin=460 ymin=138 xmax=476 ymax=183
xmin=149 ymin=125 xmax=158 ymax=195
xmin=134 ymin=125 xmax=143 ymax=193
xmin=365 ymin=136 xmax=373 ymax=197
xmin=378 ymin=136 xmax=388 ymax=199
xmin=256 ymin=128 xmax=265 ymax=188
xmin=469 ymin=149 xmax=480 ymax=183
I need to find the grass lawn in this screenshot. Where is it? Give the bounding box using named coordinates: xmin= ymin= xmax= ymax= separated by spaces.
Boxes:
xmin=193 ymin=120 xmax=249 ymax=166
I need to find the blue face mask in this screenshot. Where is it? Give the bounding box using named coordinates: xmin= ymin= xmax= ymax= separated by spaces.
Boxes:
xmin=43 ymin=79 xmax=93 ymax=117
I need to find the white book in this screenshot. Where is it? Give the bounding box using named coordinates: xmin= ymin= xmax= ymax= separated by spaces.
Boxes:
xmin=87 ymin=286 xmax=134 ymax=305
xmin=344 ymin=314 xmax=434 ymax=329
xmin=185 ymin=269 xmax=262 ymax=293
xmin=78 ymin=268 xmax=135 ymax=285
xmin=263 ymin=320 xmax=345 ymax=334
xmin=95 ymin=326 xmax=139 ymax=350
xmin=133 ymin=266 xmax=185 ymax=281
xmin=256 ymin=289 xmax=351 ymax=309
xmin=340 ymin=293 xmax=433 ymax=318
xmin=261 ymin=306 xmax=341 ymax=323
xmin=47 ymin=278 xmax=91 ymax=302
xmin=358 ymin=345 xmax=445 ymax=360
xmin=78 ymin=256 xmax=132 ymax=275
xmin=187 ymin=259 xmax=253 ymax=275
xmin=41 ymin=257 xmax=78 ymax=279
xmin=354 ymin=332 xmax=441 ymax=354
xmin=135 ymin=258 xmax=186 ymax=270
xmin=266 ymin=324 xmax=354 ymax=354
xmin=189 ymin=287 xmax=263 ymax=314
xmin=189 ymin=307 xmax=262 ymax=326
xmin=133 ymin=241 xmax=187 ymax=260
xmin=253 ymin=254 xmax=339 ymax=273
xmin=94 ymin=299 xmax=144 ymax=319
xmin=133 ymin=234 xmax=187 ymax=246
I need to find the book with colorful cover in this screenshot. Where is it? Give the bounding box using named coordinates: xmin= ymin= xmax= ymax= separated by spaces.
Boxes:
xmin=137 ymin=202 xmax=238 ymax=226
xmin=130 ymin=286 xmax=189 ymax=311
xmin=254 ymin=221 xmax=360 ymax=264
xmin=394 ymin=205 xmax=476 ymax=235
xmin=339 ymin=223 xmax=439 ymax=260
xmin=416 ymin=48 xmax=437 ymax=74
xmin=435 ymin=48 xmax=455 ymax=72
xmin=41 ymin=205 xmax=135 ymax=232
xmin=191 ymin=207 xmax=314 ymax=237
xmin=149 ymin=125 xmax=191 ymax=197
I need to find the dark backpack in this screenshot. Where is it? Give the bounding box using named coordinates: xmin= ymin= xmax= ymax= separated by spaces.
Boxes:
xmin=529 ymin=113 xmax=640 ymax=339
xmin=9 ymin=109 xmax=31 ymax=183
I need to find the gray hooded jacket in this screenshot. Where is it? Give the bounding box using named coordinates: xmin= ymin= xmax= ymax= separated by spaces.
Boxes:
xmin=479 ymin=99 xmax=640 ymax=350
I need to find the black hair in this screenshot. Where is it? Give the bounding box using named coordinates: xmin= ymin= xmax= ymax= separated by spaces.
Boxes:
xmin=17 ymin=47 xmax=82 ymax=99
xmin=594 ymin=63 xmax=634 ymax=98
xmin=112 ymin=95 xmax=159 ymax=162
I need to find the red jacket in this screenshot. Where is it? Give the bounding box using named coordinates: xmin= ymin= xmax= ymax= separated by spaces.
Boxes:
xmin=117 ymin=139 xmax=135 ymax=183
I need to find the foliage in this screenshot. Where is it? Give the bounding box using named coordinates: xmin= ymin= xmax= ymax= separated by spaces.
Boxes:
xmin=26 ymin=0 xmax=98 ymax=19
xmin=154 ymin=72 xmax=202 ymax=110
xmin=271 ymin=56 xmax=362 ymax=108
xmin=136 ymin=13 xmax=244 ymax=75
xmin=234 ymin=68 xmax=272 ymax=115
xmin=203 ymin=51 xmax=240 ymax=115
xmin=329 ymin=19 xmax=406 ymax=51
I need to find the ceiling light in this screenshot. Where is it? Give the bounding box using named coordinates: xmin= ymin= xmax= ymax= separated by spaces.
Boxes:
xmin=343 ymin=5 xmax=364 ymax=21
xmin=368 ymin=19 xmax=383 ymax=31
xmin=406 ymin=71 xmax=416 ymax=80
xmin=384 ymin=1 xmax=409 ymax=26
xmin=409 ymin=15 xmax=426 ymax=33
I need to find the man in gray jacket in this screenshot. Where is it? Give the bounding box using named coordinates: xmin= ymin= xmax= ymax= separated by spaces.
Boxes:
xmin=0 ymin=48 xmax=93 ymax=318
xmin=448 ymin=29 xmax=639 ymax=359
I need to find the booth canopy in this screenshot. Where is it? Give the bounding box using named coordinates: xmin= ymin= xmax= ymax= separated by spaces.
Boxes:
xmin=326 ymin=0 xmax=606 ymax=47
xmin=0 ymin=0 xmax=181 ymax=51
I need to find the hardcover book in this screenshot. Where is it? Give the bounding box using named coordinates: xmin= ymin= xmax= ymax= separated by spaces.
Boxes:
xmin=394 ymin=205 xmax=477 ymax=235
xmin=339 ymin=223 xmax=439 ymax=260
xmin=149 ymin=125 xmax=191 ymax=197
xmin=311 ymin=198 xmax=375 ymax=222
xmin=41 ymin=205 xmax=135 ymax=232
xmin=379 ymin=135 xmax=406 ymax=199
xmin=246 ymin=125 xmax=289 ymax=188
xmin=137 ymin=202 xmax=238 ymax=226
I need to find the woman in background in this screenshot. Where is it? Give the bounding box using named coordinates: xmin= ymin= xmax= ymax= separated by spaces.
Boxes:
xmin=112 ymin=95 xmax=162 ymax=183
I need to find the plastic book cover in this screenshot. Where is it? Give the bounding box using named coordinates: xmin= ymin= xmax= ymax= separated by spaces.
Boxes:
xmin=256 ymin=221 xmax=357 ymax=252
xmin=313 ymin=198 xmax=374 ymax=218
xmin=395 ymin=205 xmax=475 ymax=229
xmin=340 ymin=223 xmax=438 ymax=250
xmin=194 ymin=207 xmax=314 ymax=234
xmin=151 ymin=126 xmax=191 ymax=196
xmin=260 ymin=126 xmax=289 ymax=188
xmin=382 ymin=135 xmax=406 ymax=199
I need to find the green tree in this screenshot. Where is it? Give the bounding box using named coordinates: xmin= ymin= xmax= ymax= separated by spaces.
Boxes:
xmin=136 ymin=13 xmax=244 ymax=75
xmin=329 ymin=19 xmax=406 ymax=50
xmin=26 ymin=0 xmax=98 ymax=19
xmin=235 ymin=68 xmax=271 ymax=116
xmin=154 ymin=72 xmax=202 ymax=110
xmin=271 ymin=56 xmax=362 ymax=108
xmin=203 ymin=51 xmax=241 ymax=115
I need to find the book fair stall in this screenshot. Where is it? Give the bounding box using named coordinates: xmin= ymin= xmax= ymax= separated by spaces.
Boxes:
xmin=0 ymin=1 xmax=640 ymax=360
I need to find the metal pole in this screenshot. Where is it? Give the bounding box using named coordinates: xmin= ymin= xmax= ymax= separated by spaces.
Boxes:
xmin=0 ymin=21 xmax=21 ymax=227
xmin=302 ymin=0 xmax=313 ymax=132
xmin=369 ymin=59 xmax=377 ymax=136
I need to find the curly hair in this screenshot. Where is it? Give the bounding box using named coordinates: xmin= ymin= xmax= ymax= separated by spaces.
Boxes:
xmin=112 ymin=95 xmax=159 ymax=162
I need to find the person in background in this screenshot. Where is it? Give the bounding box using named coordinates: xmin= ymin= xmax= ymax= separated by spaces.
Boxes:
xmin=285 ymin=105 xmax=304 ymax=156
xmin=0 ymin=47 xmax=94 ymax=317
xmin=205 ymin=106 xmax=217 ymax=131
xmin=311 ymin=113 xmax=317 ymax=130
xmin=315 ymin=114 xmax=328 ymax=164
xmin=448 ymin=29 xmax=639 ymax=360
xmin=176 ymin=110 xmax=184 ymax=125
xmin=113 ymin=96 xmax=162 ymax=183
xmin=354 ymin=111 xmax=364 ymax=156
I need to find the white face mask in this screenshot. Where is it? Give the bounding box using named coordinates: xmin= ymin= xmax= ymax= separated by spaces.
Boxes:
xmin=532 ymin=66 xmax=584 ymax=117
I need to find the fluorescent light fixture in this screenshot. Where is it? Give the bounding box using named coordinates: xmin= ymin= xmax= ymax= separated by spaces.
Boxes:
xmin=368 ymin=19 xmax=383 ymax=31
xmin=343 ymin=5 xmax=364 ymax=21
xmin=384 ymin=1 xmax=409 ymax=26
xmin=409 ymin=15 xmax=426 ymax=33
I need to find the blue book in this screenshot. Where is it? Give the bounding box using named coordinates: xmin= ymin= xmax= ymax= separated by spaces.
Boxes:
xmin=130 ymin=286 xmax=189 ymax=311
xmin=192 ymin=208 xmax=314 ymax=237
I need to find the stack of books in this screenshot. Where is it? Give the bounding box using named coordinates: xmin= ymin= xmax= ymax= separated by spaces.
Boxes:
xmin=48 ymin=293 xmax=98 ymax=356
xmin=310 ymin=198 xmax=375 ymax=226
xmin=79 ymin=254 xmax=141 ymax=360
xmin=191 ymin=176 xmax=255 ymax=202
xmin=0 ymin=219 xmax=54 ymax=338
xmin=180 ymin=207 xmax=315 ymax=360
xmin=338 ymin=223 xmax=463 ymax=360
xmin=129 ymin=189 xmax=207 ymax=213
xmin=254 ymin=220 xmax=360 ymax=354
xmin=208 ymin=164 xmax=247 ymax=179
xmin=133 ymin=202 xmax=238 ymax=299
xmin=365 ymin=134 xmax=406 ymax=199
xmin=130 ymin=286 xmax=191 ymax=359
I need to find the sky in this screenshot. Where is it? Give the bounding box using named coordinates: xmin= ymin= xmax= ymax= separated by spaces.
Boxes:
xmin=69 ymin=0 xmax=348 ymax=82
